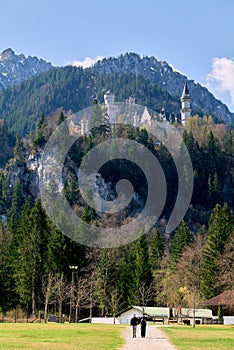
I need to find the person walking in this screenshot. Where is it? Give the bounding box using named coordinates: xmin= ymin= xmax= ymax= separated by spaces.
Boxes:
xmin=140 ymin=316 xmax=147 ymax=338
xmin=130 ymin=314 xmax=139 ymax=338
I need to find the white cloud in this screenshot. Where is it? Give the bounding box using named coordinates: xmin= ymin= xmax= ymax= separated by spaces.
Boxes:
xmin=206 ymin=57 xmax=234 ymax=106
xmin=72 ymin=56 xmax=104 ymax=68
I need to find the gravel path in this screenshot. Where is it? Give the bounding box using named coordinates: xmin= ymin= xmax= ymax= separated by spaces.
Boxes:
xmin=118 ymin=325 xmax=177 ymax=350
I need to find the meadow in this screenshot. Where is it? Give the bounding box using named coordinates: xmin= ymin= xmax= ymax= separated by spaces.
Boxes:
xmin=161 ymin=325 xmax=234 ymax=350
xmin=0 ymin=323 xmax=125 ymax=350
xmin=1 ymin=323 xmax=234 ymax=350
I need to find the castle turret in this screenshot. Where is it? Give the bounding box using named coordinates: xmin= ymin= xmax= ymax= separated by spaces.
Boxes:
xmin=104 ymin=90 xmax=117 ymax=123
xmin=104 ymin=90 xmax=115 ymax=105
xmin=180 ymin=81 xmax=191 ymax=125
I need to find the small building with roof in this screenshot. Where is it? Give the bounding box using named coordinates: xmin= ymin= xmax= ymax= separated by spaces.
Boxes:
xmin=116 ymin=306 xmax=170 ymax=324
xmin=204 ymin=290 xmax=234 ymax=324
xmin=172 ymin=307 xmax=213 ymax=325
xmin=91 ymin=305 xmax=214 ymax=325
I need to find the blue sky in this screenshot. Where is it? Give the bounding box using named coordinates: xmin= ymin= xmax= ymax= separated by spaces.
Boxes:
xmin=1 ymin=0 xmax=234 ymax=111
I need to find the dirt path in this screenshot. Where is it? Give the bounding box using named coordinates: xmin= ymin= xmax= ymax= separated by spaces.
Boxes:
xmin=118 ymin=325 xmax=177 ymax=350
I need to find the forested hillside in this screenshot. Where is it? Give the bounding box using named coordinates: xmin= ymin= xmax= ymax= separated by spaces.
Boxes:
xmin=0 ymin=67 xmax=178 ymax=135
xmin=0 ymin=120 xmax=15 ymax=168
xmin=0 ymin=112 xmax=233 ymax=321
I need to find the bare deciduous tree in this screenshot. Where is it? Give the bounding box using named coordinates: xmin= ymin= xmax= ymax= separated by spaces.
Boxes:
xmin=107 ymin=287 xmax=125 ymax=324
xmin=41 ymin=271 xmax=56 ymax=322
xmin=135 ymin=281 xmax=155 ymax=312
xmin=54 ymin=273 xmax=70 ymax=321
xmin=154 ymin=253 xmax=181 ymax=307
xmin=88 ymin=271 xmax=97 ymax=320
xmin=176 ymin=234 xmax=205 ymax=327
xmin=73 ymin=276 xmax=90 ymax=322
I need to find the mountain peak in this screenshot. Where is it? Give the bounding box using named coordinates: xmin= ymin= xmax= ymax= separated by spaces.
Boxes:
xmin=0 ymin=48 xmax=53 ymax=89
xmin=0 ymin=48 xmax=16 ymax=61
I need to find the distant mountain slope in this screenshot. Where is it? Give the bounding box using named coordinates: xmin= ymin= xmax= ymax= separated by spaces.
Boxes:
xmin=0 ymin=48 xmax=53 ymax=89
xmin=92 ymin=53 xmax=234 ymax=124
xmin=0 ymin=66 xmax=179 ymax=135
xmin=0 ymin=52 xmax=233 ymax=135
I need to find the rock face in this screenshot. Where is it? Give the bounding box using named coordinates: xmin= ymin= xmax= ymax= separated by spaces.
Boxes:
xmin=7 ymin=154 xmax=41 ymax=199
xmin=93 ymin=53 xmax=234 ymax=124
xmin=0 ymin=48 xmax=53 ymax=89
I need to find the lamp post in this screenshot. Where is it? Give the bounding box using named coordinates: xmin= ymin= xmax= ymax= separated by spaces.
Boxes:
xmin=69 ymin=265 xmax=78 ymax=323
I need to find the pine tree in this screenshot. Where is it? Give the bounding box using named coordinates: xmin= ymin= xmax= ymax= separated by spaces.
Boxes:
xmin=202 ymin=204 xmax=233 ymax=299
xmin=45 ymin=223 xmax=67 ymax=274
xmin=223 ymin=130 xmax=233 ymax=156
xmin=15 ymin=199 xmax=49 ymax=317
xmin=90 ymin=99 xmax=109 ymax=136
xmin=170 ymin=220 xmax=193 ymax=264
xmin=208 ymin=172 xmax=223 ymax=208
xmin=149 ymin=229 xmax=165 ymax=271
xmin=119 ymin=234 xmax=152 ymax=305
xmin=37 ymin=113 xmax=46 ymax=129
xmin=183 ymin=130 xmax=207 ymax=206
xmin=0 ymin=224 xmax=17 ymax=312
xmin=217 ymin=303 xmax=224 ymax=324
xmin=64 ymin=174 xmax=79 ymax=205
xmin=205 ymin=131 xmax=221 ymax=178
xmin=81 ymin=204 xmax=96 ymax=223
xmin=94 ymin=248 xmax=116 ymax=316
xmin=14 ymin=134 xmax=25 ymax=162
xmin=7 ymin=178 xmax=24 ymax=231
xmin=57 ymin=111 xmax=65 ymax=126
xmin=118 ymin=246 xmax=132 ymax=305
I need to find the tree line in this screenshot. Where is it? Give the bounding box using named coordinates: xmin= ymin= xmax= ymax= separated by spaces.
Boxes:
xmin=0 ymin=197 xmax=233 ymax=321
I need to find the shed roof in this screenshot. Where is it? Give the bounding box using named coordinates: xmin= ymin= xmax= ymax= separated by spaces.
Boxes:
xmin=117 ymin=306 xmax=169 ymax=317
xmin=204 ymin=290 xmax=234 ymax=306
xmin=138 ymin=306 xmax=169 ymax=317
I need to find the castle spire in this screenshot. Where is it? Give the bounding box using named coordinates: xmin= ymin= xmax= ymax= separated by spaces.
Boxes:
xmin=180 ymin=80 xmax=191 ymax=126
xmin=182 ymin=80 xmax=189 ymax=95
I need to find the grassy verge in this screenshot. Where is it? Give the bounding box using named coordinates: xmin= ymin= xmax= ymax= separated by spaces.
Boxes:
xmin=160 ymin=325 xmax=234 ymax=350
xmin=0 ymin=323 xmax=125 ymax=350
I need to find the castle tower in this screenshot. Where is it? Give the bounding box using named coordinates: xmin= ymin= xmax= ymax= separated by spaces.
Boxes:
xmin=104 ymin=90 xmax=117 ymax=123
xmin=104 ymin=90 xmax=115 ymax=105
xmin=180 ymin=81 xmax=191 ymax=125
xmin=80 ymin=115 xmax=89 ymax=135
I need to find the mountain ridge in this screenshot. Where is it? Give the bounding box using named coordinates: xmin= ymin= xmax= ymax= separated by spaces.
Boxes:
xmin=0 ymin=50 xmax=233 ymax=136
xmin=0 ymin=48 xmax=53 ymax=89
xmin=91 ymin=52 xmax=234 ymax=124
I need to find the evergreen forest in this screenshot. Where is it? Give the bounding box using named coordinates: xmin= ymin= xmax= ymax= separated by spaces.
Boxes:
xmin=0 ymin=107 xmax=233 ymax=322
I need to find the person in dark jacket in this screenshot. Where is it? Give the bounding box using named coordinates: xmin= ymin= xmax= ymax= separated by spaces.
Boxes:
xmin=130 ymin=314 xmax=139 ymax=338
xmin=140 ymin=317 xmax=147 ymax=338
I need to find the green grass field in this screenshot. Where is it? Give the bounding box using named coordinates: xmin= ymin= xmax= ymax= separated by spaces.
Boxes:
xmin=161 ymin=325 xmax=234 ymax=350
xmin=0 ymin=323 xmax=125 ymax=350
xmin=1 ymin=323 xmax=234 ymax=350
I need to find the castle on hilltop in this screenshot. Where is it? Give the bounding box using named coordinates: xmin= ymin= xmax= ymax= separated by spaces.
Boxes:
xmin=75 ymin=83 xmax=191 ymax=136
xmin=104 ymin=82 xmax=191 ymax=127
